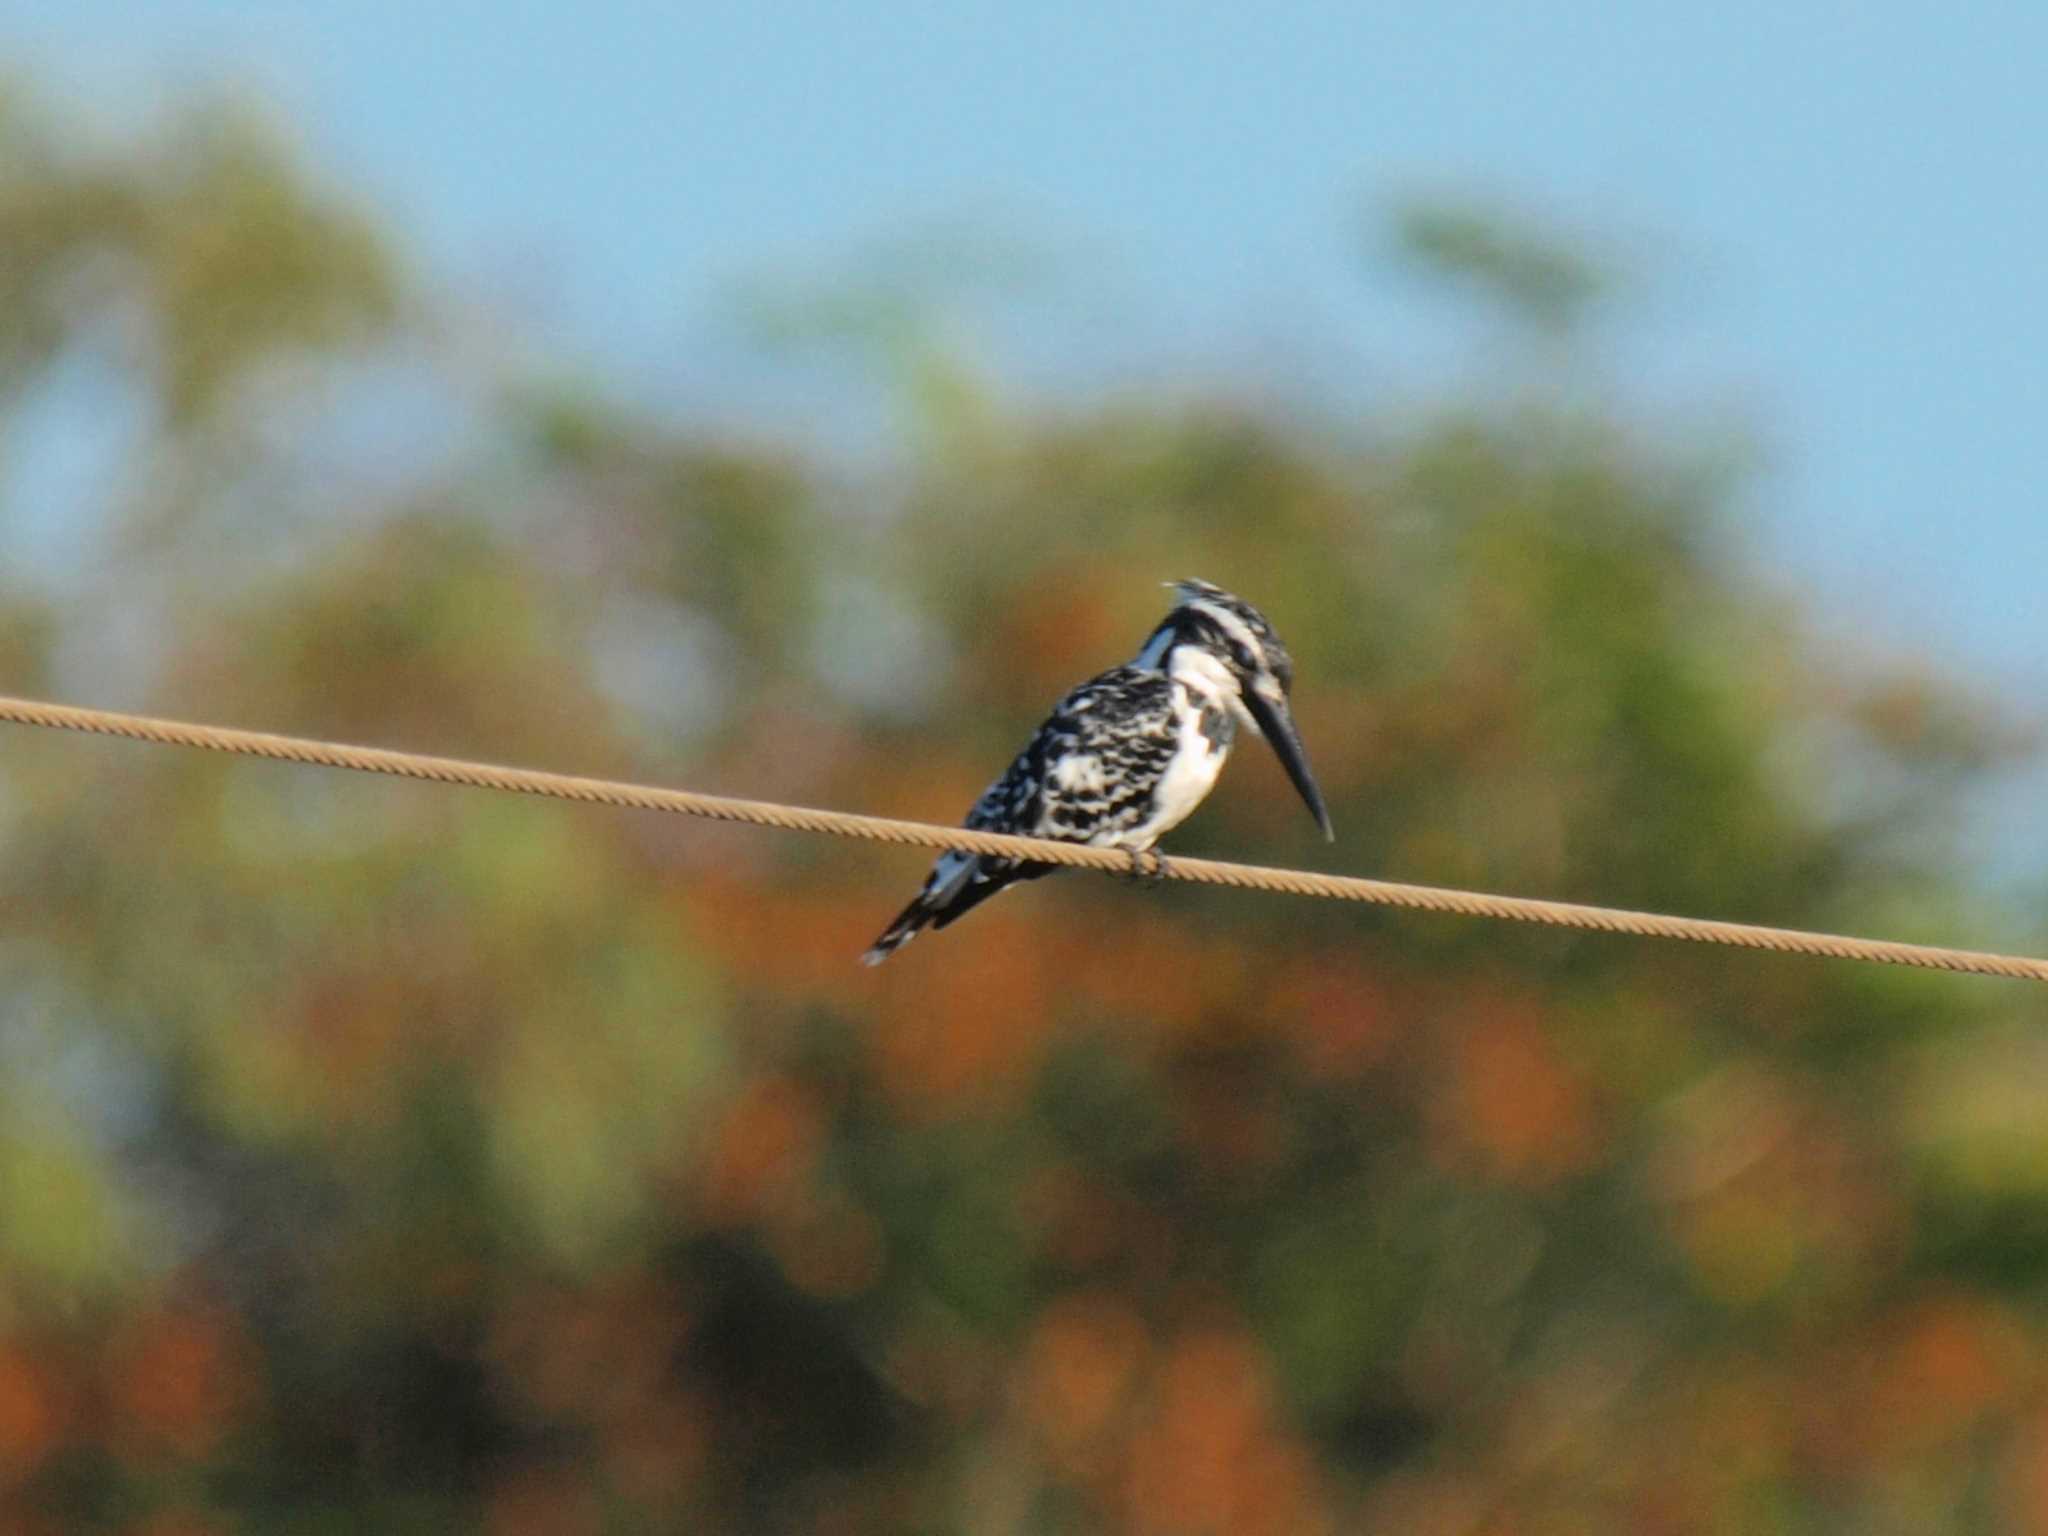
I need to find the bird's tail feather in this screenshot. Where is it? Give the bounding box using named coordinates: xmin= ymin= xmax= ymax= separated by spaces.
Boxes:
xmin=861 ymin=853 xmax=983 ymax=966
xmin=861 ymin=894 xmax=939 ymax=966
xmin=861 ymin=857 xmax=1059 ymax=966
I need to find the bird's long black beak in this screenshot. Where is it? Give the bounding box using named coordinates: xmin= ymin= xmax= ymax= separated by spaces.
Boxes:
xmin=1243 ymin=688 xmax=1335 ymax=842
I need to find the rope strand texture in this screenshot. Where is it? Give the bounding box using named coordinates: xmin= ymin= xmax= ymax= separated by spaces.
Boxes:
xmin=3 ymin=692 xmax=2044 ymax=984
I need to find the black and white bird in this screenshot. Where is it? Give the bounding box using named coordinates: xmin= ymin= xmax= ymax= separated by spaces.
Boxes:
xmin=861 ymin=579 xmax=1333 ymax=965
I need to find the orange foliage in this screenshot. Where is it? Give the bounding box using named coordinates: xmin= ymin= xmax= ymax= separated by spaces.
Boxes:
xmin=1020 ymin=1291 xmax=1149 ymax=1474
xmin=1431 ymin=995 xmax=1596 ymax=1186
xmin=698 ymin=1074 xmax=826 ymax=1223
xmin=1866 ymin=1294 xmax=2027 ymax=1453
xmin=105 ymin=1303 xmax=253 ymax=1463
xmin=485 ymin=1278 xmax=711 ymax=1513
xmin=1651 ymin=1080 xmax=1896 ymax=1311
xmin=681 ymin=876 xmax=884 ymax=997
xmin=867 ymin=914 xmax=1056 ymax=1115
xmin=1266 ymin=953 xmax=1397 ymax=1078
xmin=2001 ymin=1406 xmax=2048 ymax=1536
xmin=0 ymin=1344 xmax=65 ymax=1481
xmin=603 ymin=1391 xmax=711 ymax=1510
xmin=857 ymin=747 xmax=1007 ymax=826
xmin=1171 ymin=1071 xmax=1287 ymax=1178
xmin=1124 ymin=1327 xmax=1326 ymax=1536
xmin=295 ymin=968 xmax=409 ymax=1119
xmin=1021 ymin=1165 xmax=1178 ymax=1281
xmin=767 ymin=1200 xmax=886 ymax=1299
xmin=489 ymin=1275 xmax=689 ymax=1429
xmin=1052 ymin=912 xmax=1242 ymax=1041
xmin=1670 ymin=1357 xmax=1795 ymax=1493
xmin=994 ymin=568 xmax=1127 ymax=705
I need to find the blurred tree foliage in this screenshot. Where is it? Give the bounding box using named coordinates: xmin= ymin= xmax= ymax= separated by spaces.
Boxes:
xmin=3 ymin=92 xmax=2046 ymax=1536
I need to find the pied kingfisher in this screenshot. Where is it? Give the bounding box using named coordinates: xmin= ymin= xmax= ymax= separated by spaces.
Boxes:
xmin=861 ymin=579 xmax=1333 ymax=965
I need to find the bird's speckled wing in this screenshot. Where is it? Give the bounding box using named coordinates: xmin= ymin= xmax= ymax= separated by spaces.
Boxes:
xmin=861 ymin=668 xmax=1188 ymax=964
xmin=964 ymin=666 xmax=1183 ymax=844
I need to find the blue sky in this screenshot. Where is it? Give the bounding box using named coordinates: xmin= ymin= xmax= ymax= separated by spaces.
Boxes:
xmin=11 ymin=2 xmax=2046 ymax=703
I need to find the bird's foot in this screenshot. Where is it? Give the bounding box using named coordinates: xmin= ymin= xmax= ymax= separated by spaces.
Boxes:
xmin=1123 ymin=846 xmax=1170 ymax=886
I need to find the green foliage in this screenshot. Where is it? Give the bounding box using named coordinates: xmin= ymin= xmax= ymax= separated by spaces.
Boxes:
xmin=1 ymin=83 xmax=2043 ymax=1536
xmin=1391 ymin=196 xmax=1613 ymax=338
xmin=1 ymin=93 xmax=396 ymax=425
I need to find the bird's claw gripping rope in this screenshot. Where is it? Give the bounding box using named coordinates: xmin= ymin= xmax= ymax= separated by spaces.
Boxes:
xmin=1123 ymin=847 xmax=1170 ymax=885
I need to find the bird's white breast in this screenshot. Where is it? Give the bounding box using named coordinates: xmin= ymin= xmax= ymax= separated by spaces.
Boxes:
xmin=1126 ymin=705 xmax=1227 ymax=844
xmin=1111 ymin=651 xmax=1239 ymax=849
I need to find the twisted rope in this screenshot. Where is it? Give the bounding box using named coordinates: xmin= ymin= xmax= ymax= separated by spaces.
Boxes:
xmin=2 ymin=692 xmax=2043 ymax=983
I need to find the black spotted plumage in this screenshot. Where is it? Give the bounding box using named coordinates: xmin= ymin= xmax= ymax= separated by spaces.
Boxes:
xmin=862 ymin=579 xmax=1329 ymax=966
xmin=862 ymin=669 xmax=1190 ymax=963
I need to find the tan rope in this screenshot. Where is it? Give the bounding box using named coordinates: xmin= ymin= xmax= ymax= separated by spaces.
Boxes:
xmin=2 ymin=691 xmax=2044 ymax=983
